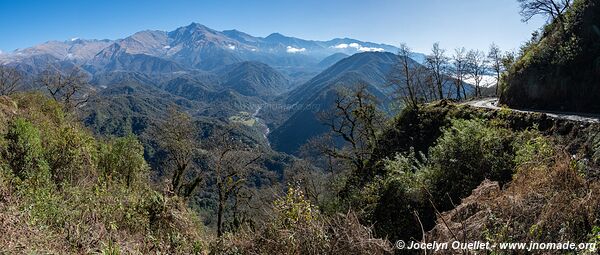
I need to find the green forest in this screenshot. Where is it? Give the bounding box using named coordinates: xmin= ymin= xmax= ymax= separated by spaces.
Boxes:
xmin=1 ymin=0 xmax=600 ymax=254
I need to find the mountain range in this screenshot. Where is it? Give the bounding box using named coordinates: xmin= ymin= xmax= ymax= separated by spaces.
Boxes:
xmin=0 ymin=22 xmax=433 ymax=155
xmin=0 ymin=23 xmax=407 ymax=73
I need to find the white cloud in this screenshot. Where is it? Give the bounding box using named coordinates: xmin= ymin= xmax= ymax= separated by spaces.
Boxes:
xmin=333 ymin=43 xmax=349 ymax=49
xmin=163 ymin=45 xmax=171 ymax=49
xmin=332 ymin=43 xmax=384 ymax=52
xmin=358 ymin=46 xmax=385 ymax=52
xmin=286 ymin=46 xmax=306 ymax=53
xmin=250 ymin=48 xmax=257 ymax=52
xmin=349 ymin=43 xmax=361 ymax=49
xmin=463 ymin=75 xmax=498 ymax=88
xmin=227 ymin=44 xmax=236 ymax=50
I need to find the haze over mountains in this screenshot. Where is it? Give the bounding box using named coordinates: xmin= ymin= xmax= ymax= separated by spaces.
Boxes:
xmin=0 ymin=22 xmax=433 ymax=154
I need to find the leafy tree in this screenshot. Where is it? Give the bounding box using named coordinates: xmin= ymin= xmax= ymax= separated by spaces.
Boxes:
xmin=273 ymin=186 xmax=319 ymax=228
xmin=501 ymin=50 xmax=516 ymax=71
xmin=44 ymin=123 xmax=97 ymax=186
xmin=150 ymin=107 xmax=204 ymax=198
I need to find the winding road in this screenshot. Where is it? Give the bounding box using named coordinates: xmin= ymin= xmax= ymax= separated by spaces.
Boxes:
xmin=465 ymin=98 xmax=600 ymax=124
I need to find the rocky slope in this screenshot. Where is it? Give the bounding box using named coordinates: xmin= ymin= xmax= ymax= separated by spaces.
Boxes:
xmin=500 ymin=0 xmax=600 ymax=113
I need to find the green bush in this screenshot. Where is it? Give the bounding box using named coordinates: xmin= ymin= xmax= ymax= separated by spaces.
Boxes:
xmin=356 ymin=149 xmax=435 ymax=243
xmin=3 ymin=118 xmax=50 ymax=181
xmin=0 ymin=94 xmax=206 ymax=254
xmin=273 ymin=186 xmax=319 ymax=228
xmin=361 ymin=118 xmax=531 ymax=242
xmin=98 ymin=135 xmax=148 ymax=188
xmin=513 ymin=128 xmax=554 ymax=167
xmin=428 ymin=119 xmax=515 ymax=209
xmin=44 ymin=124 xmax=97 ymax=186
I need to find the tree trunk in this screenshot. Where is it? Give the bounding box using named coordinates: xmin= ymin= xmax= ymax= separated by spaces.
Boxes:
xmin=217 ymin=191 xmax=225 ymax=237
xmin=495 ymin=72 xmax=500 ymax=96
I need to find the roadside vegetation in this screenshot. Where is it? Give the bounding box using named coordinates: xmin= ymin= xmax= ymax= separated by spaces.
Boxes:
xmin=1 ymin=0 xmax=599 ymax=254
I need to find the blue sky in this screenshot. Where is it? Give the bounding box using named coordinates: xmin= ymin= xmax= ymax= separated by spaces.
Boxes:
xmin=0 ymin=0 xmax=545 ymax=54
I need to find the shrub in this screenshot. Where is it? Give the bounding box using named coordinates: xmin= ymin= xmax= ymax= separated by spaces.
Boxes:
xmin=513 ymin=128 xmax=554 ymax=167
xmin=427 ymin=154 xmax=600 ymax=254
xmin=44 ymin=123 xmax=97 ymax=186
xmin=364 ymin=149 xmax=435 ymax=242
xmin=0 ymin=94 xmax=207 ymax=254
xmin=3 ymin=118 xmax=50 ymax=181
xmin=98 ymin=135 xmax=148 ymax=188
xmin=273 ymin=186 xmax=319 ymax=228
xmin=218 ymin=186 xmax=393 ymax=255
xmin=428 ymin=119 xmax=515 ymax=209
xmin=361 ymin=118 xmax=541 ymax=243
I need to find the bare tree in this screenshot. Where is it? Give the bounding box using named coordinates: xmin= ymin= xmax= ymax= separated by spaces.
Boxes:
xmin=487 ymin=43 xmax=503 ymax=96
xmin=388 ymin=43 xmax=421 ymax=108
xmin=451 ymin=47 xmax=468 ymax=100
xmin=466 ymin=49 xmax=489 ymax=98
xmin=426 ymin=42 xmax=450 ymax=100
xmin=316 ymin=84 xmax=384 ymax=175
xmin=517 ymin=0 xmax=572 ymax=24
xmin=38 ymin=66 xmax=90 ymax=111
xmin=284 ymin=159 xmax=328 ymax=206
xmin=206 ymin=126 xmax=261 ymax=237
xmin=151 ymin=107 xmax=204 ymax=198
xmin=0 ymin=66 xmax=22 ymax=96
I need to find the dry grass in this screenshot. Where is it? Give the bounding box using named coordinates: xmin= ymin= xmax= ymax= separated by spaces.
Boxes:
xmin=219 ymin=211 xmax=393 ymax=255
xmin=0 ymin=93 xmax=208 ymax=254
xmin=426 ymin=153 xmax=600 ymax=254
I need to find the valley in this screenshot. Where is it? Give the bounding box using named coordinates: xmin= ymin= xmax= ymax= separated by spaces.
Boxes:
xmin=1 ymin=0 xmax=599 ymax=254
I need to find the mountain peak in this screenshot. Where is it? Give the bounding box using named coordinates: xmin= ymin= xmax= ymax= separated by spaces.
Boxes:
xmin=185 ymin=22 xmax=213 ymax=31
xmin=3 ymin=22 xmax=401 ymax=73
xmin=265 ymin=32 xmax=287 ymax=39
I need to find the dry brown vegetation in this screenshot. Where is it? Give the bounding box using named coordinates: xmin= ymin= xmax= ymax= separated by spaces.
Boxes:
xmin=0 ymin=93 xmax=207 ymax=254
xmin=426 ymin=152 xmax=600 ymax=254
xmin=217 ymin=187 xmax=393 ymax=255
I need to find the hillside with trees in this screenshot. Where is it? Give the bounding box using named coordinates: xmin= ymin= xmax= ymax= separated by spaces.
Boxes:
xmin=2 ymin=1 xmax=600 ymax=254
xmin=501 ymin=0 xmax=600 ymax=113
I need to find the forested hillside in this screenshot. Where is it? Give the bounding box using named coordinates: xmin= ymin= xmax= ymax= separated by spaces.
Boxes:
xmin=500 ymin=0 xmax=600 ymax=113
xmin=0 ymin=93 xmax=204 ymax=253
xmin=0 ymin=93 xmax=396 ymax=254
xmin=2 ymin=1 xmax=600 ymax=253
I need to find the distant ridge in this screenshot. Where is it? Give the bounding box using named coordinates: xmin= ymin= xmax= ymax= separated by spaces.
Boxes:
xmin=0 ymin=22 xmax=407 ymax=74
